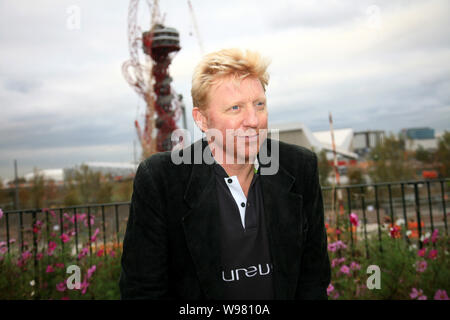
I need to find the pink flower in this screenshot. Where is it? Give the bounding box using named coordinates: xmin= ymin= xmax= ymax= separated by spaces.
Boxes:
xmin=49 ymin=210 xmax=56 ymax=218
xmin=60 ymin=233 xmax=70 ymax=243
xmin=434 ymin=289 xmax=449 ymax=300
xmin=340 ymin=265 xmax=350 ymax=275
xmin=46 ymin=265 xmax=54 ymax=273
xmin=417 ymin=248 xmax=426 ymax=257
xmin=55 ymin=262 xmax=65 ymax=269
xmin=78 ymin=247 xmax=89 ymax=260
xmin=80 ymin=278 xmax=89 ymax=295
xmin=61 ymin=296 xmax=70 ymax=300
xmin=350 ymin=261 xmax=361 ymax=270
xmin=423 ymin=237 xmax=429 ymax=245
xmin=416 ymin=260 xmax=427 ymax=273
xmin=431 ymin=229 xmax=439 ymax=243
xmin=47 ymin=241 xmax=57 ymax=256
xmin=109 ymin=250 xmax=116 ymax=258
xmin=328 ymin=240 xmax=347 ymax=252
xmin=428 ymin=249 xmax=438 ymax=260
xmin=389 ymin=225 xmax=401 ymax=238
xmin=56 ymin=281 xmax=66 ymax=292
xmin=87 ymin=265 xmax=96 ymax=279
xmin=349 ymin=213 xmax=359 ymax=227
xmin=0 ymin=246 xmax=7 ymax=254
xmin=327 ymin=283 xmax=334 ymax=296
xmin=22 ymin=251 xmax=32 ymax=261
xmin=0 ymin=208 xmax=3 ymax=219
xmin=83 ymin=215 xmax=95 ymax=227
xmin=332 ymin=291 xmax=340 ymax=299
xmin=96 ymin=249 xmax=104 ymax=257
xmin=410 ymin=288 xmax=427 ymax=300
xmin=90 ymin=228 xmax=100 ymax=242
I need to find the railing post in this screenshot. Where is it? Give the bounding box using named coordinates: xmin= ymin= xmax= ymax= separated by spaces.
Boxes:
xmin=440 ymin=181 xmax=448 ymax=236
xmin=102 ymin=205 xmax=107 ymax=260
xmin=388 ymin=184 xmax=395 ymax=225
xmin=32 ymin=210 xmax=39 ymax=300
xmin=19 ymin=211 xmax=24 ymax=253
xmin=374 ymin=185 xmax=383 ymax=253
xmin=413 ymin=183 xmax=423 ymax=249
xmin=73 ymin=208 xmax=79 ymax=258
xmin=360 ymin=186 xmax=369 ymax=259
xmin=346 ymin=188 xmax=354 ymax=256
xmin=115 ymin=204 xmax=120 ymax=248
xmin=400 ymin=183 xmax=410 ymax=245
xmin=6 ymin=212 xmax=10 ymax=255
xmin=87 ymin=206 xmax=92 ymax=257
xmin=426 ymin=181 xmax=435 ymax=234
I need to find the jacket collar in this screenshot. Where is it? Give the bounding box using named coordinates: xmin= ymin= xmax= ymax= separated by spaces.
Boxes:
xmin=181 ymin=137 xmax=304 ymax=299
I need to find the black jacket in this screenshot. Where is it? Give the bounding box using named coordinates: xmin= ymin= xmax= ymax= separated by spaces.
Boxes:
xmin=119 ymin=137 xmax=331 ymax=300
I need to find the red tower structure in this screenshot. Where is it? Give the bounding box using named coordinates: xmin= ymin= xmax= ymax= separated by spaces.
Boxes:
xmin=142 ymin=24 xmax=181 ymax=151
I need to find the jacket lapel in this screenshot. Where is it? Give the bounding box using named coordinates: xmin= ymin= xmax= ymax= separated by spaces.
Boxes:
xmin=182 ymin=139 xmax=224 ymax=299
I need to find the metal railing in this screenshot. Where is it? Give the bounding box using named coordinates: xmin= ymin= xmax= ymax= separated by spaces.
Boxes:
xmin=322 ymin=178 xmax=449 ymax=258
xmin=0 ymin=179 xmax=448 ymax=262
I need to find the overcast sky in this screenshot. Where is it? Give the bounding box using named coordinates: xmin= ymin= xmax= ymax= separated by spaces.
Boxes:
xmin=0 ymin=0 xmax=449 ymax=180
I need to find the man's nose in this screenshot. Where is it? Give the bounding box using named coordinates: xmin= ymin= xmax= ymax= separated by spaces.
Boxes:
xmin=243 ymin=105 xmax=259 ymax=127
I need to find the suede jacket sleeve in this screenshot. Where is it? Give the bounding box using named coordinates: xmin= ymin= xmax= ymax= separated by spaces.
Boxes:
xmin=119 ymin=155 xmax=172 ymax=299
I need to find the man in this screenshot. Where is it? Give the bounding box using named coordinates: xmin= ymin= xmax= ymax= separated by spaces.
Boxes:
xmin=119 ymin=48 xmax=331 ymax=300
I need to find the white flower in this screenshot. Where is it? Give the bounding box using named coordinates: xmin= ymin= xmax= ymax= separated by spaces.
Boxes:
xmin=406 ymin=230 xmax=412 ymax=237
xmin=396 ymin=219 xmax=405 ymax=226
xmin=53 ymin=225 xmax=60 ymax=231
xmin=30 ymin=280 xmax=35 ymax=286
xmin=31 ymin=291 xmax=35 ymax=296
xmin=408 ymin=244 xmax=417 ymax=251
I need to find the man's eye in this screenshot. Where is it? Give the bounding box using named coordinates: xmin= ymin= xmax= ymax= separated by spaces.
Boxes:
xmin=231 ymin=105 xmax=239 ymax=110
xmin=256 ymin=101 xmax=265 ymax=107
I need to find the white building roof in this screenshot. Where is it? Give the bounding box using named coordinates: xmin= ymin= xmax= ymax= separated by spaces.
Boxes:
xmin=269 ymin=122 xmax=358 ymax=159
xmin=24 ymin=169 xmax=64 ymax=182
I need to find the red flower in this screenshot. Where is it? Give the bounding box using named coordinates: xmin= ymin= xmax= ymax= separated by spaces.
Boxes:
xmin=417 ymin=248 xmax=426 ymax=257
xmin=60 ymin=233 xmax=70 ymax=243
xmin=428 ymin=249 xmax=438 ymax=260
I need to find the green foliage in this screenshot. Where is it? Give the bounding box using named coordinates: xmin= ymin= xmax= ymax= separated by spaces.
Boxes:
xmin=64 ymin=165 xmax=113 ymax=205
xmin=436 ymin=131 xmax=450 ymax=177
xmin=415 ymin=146 xmax=433 ymax=164
xmin=347 ymin=166 xmax=366 ymax=185
xmin=327 ymin=227 xmax=450 ymax=300
xmin=369 ymin=133 xmax=416 ymax=182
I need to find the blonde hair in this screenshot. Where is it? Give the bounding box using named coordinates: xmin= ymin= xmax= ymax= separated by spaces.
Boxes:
xmin=191 ymin=48 xmax=270 ymax=110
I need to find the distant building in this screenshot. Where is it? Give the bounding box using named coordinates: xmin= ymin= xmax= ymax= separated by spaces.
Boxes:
xmin=24 ymin=169 xmax=64 ymax=183
xmin=401 ymin=127 xmax=437 ymax=151
xmin=401 ymin=127 xmax=435 ymax=140
xmin=353 ymin=130 xmax=385 ymax=157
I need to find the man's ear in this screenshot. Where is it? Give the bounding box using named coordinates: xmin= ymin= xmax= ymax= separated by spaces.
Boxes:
xmin=192 ymin=107 xmax=208 ymax=133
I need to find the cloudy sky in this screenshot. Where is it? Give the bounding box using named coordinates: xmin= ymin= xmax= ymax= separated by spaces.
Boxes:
xmin=0 ymin=0 xmax=449 ymax=180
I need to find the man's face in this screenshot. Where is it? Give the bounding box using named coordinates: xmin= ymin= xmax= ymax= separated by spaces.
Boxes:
xmin=197 ymin=75 xmax=268 ymax=163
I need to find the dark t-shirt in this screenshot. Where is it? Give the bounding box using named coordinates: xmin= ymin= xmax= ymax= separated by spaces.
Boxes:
xmin=213 ymin=162 xmax=274 ymax=300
